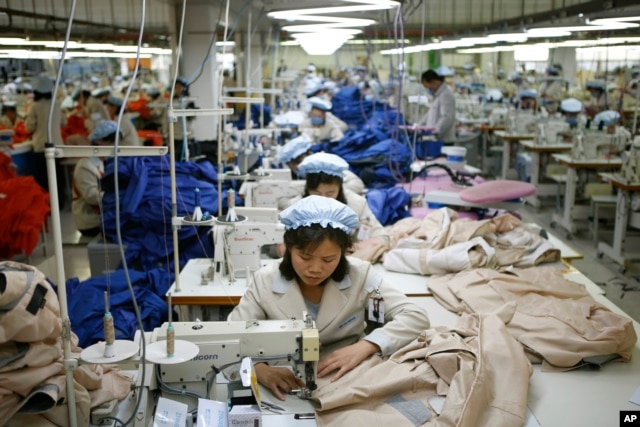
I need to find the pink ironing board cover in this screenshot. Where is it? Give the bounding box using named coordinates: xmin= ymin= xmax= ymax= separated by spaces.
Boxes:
xmin=459 ymin=180 xmax=536 ymax=203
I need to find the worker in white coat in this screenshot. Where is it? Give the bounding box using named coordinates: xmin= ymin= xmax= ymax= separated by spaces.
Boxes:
xmin=420 ymin=69 xmax=456 ymax=144
xmin=300 ymin=97 xmax=348 ymax=143
xmin=538 ymin=67 xmax=565 ymax=113
xmin=228 ymin=195 xmax=429 ymax=400
xmin=72 ymin=121 xmax=117 ymax=236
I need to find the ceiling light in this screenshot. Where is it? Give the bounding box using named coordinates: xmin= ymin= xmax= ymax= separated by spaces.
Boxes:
xmin=216 ymin=41 xmax=236 ymax=47
xmin=526 ymin=29 xmax=571 ymax=38
xmin=589 ymin=17 xmax=640 ymax=24
xmin=268 ymin=0 xmax=399 ymax=19
xmin=487 ymin=32 xmax=528 ymax=42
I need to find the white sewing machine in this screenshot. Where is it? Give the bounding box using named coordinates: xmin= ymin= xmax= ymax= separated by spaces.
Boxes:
xmin=456 ymin=98 xmax=485 ymax=119
xmin=620 ymin=137 xmax=640 ymax=183
xmin=536 ymin=119 xmax=570 ymax=145
xmin=488 ymin=107 xmax=508 ymax=127
xmin=507 ymin=110 xmax=538 ymax=134
xmin=571 ymin=131 xmax=619 ymax=160
xmin=133 ymin=318 xmax=320 ymax=426
xmin=240 ymin=179 xmax=305 ymax=208
xmin=211 ymin=216 xmax=284 ymax=279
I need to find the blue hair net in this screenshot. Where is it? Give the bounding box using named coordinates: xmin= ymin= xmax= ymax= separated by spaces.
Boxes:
xmin=560 ymin=98 xmax=582 ymax=113
xmin=594 ymin=110 xmax=620 ymax=127
xmin=297 ymin=152 xmax=348 ymax=179
xmin=89 ymin=120 xmax=119 ymax=142
xmin=278 ymin=135 xmax=312 ymax=163
xmin=279 ymin=195 xmax=359 ymax=234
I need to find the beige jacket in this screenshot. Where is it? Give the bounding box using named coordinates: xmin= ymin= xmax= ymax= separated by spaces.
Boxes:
xmin=229 ymin=257 xmax=430 ymax=357
xmin=300 ymin=112 xmax=347 ymax=143
xmin=25 ymin=100 xmax=64 ymax=152
xmin=118 ymin=113 xmax=141 ymax=146
xmin=313 ymin=311 xmax=531 ymax=427
xmin=429 ymin=267 xmax=638 ymax=370
xmin=84 ymin=97 xmax=110 ymax=132
xmin=72 ymin=157 xmax=103 ymax=231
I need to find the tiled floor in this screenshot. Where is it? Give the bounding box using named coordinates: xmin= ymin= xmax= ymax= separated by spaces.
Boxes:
xmin=10 ymin=201 xmax=640 ymax=323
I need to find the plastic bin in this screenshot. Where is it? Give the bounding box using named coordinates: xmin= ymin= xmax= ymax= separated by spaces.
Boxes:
xmin=10 ymin=141 xmax=35 ymax=177
xmin=88 ymin=236 xmax=126 ymax=276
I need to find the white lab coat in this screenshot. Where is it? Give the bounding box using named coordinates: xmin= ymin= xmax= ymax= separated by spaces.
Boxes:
xmin=422 ymin=83 xmax=456 ymax=143
xmin=300 ymin=112 xmax=347 ymax=143
xmin=228 ymin=257 xmax=430 ymax=357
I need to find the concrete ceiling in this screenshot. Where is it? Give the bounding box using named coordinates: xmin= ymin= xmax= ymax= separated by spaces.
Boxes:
xmin=0 ymin=0 xmax=639 ymax=45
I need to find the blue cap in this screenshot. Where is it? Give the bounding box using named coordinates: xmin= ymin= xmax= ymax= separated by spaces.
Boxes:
xmin=89 ymin=120 xmax=119 ymax=142
xmin=279 ymin=195 xmax=360 ymax=234
xmin=518 ymin=89 xmax=538 ymax=99
xmin=278 ymin=135 xmax=312 ymax=163
xmin=307 ymin=96 xmax=332 ymax=112
xmin=305 ymin=79 xmax=324 ymax=97
xmin=594 ymin=110 xmax=620 ymax=127
xmin=586 ymin=80 xmax=606 ymax=90
xmin=560 ymin=98 xmax=582 ymax=113
xmin=485 ymin=89 xmax=503 ymax=102
xmin=435 ymin=65 xmax=455 ymax=77
xmin=175 ymin=76 xmax=188 ymax=87
xmin=145 ymin=87 xmax=160 ymax=97
xmin=106 ymin=96 xmax=123 ymax=107
xmin=546 ymin=67 xmax=560 ymax=76
xmin=297 ymin=152 xmax=348 ymax=179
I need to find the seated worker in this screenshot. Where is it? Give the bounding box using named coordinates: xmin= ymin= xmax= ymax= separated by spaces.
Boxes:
xmin=538 ymin=67 xmax=565 ymax=113
xmin=272 ymin=110 xmax=305 ymax=143
xmin=105 ymin=96 xmax=140 ymax=146
xmin=420 ymin=69 xmax=456 ymax=145
xmin=228 ymin=196 xmax=429 ymax=400
xmin=72 ymin=121 xmax=118 ymax=237
xmin=518 ymin=89 xmax=538 ymax=111
xmin=294 ymin=153 xmax=388 ymax=263
xmin=559 ymin=98 xmax=583 ymax=129
xmin=0 ymin=101 xmax=29 ymax=143
xmin=72 ymin=86 xmax=110 ymax=132
xmin=299 ymin=97 xmax=348 ymax=143
xmin=584 ymin=80 xmax=608 ymax=119
xmin=278 ymin=135 xmax=365 ymax=194
xmin=591 ymin=110 xmax=629 ymax=155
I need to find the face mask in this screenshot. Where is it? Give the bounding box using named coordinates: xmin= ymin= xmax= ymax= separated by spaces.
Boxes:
xmin=310 ymin=117 xmax=325 ymax=126
xmin=565 ymin=117 xmax=578 ymax=126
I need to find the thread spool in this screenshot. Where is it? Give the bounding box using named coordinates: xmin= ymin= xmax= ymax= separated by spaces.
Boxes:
xmin=103 ymin=291 xmax=115 ymax=358
xmin=166 ymin=324 xmax=175 ymax=358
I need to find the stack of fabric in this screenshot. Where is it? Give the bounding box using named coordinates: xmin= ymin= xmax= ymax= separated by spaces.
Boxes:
xmin=0 ymin=153 xmax=50 ymax=258
xmin=101 ymin=155 xmax=238 ymax=271
xmin=331 ymin=86 xmax=374 ymax=128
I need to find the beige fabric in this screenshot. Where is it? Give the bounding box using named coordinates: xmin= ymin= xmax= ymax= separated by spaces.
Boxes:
xmin=383 ymin=208 xmax=560 ymax=275
xmin=313 ymin=312 xmax=531 ymax=427
xmin=429 ymin=267 xmax=638 ymax=370
xmin=229 ymin=257 xmax=430 ymax=357
xmin=0 ymin=262 xmax=133 ymax=427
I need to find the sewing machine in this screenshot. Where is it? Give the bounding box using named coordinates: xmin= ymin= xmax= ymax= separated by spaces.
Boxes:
xmin=536 ymin=119 xmax=570 ymax=145
xmin=211 ymin=216 xmax=284 ymax=279
xmin=507 ymin=111 xmax=538 ymax=134
xmin=132 ymin=318 xmax=319 ymax=426
xmin=456 ymin=98 xmax=485 ymax=119
xmin=620 ymin=137 xmax=640 ymax=183
xmin=571 ymin=131 xmax=619 ymax=160
xmin=240 ymin=179 xmax=305 ymax=208
xmin=488 ymin=107 xmax=508 ymax=127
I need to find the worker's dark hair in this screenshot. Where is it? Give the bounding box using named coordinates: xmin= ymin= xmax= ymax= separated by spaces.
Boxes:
xmin=279 ymin=223 xmax=352 ymax=282
xmin=34 ymin=91 xmax=52 ymax=101
xmin=303 ymin=172 xmax=347 ymax=204
xmin=421 ymin=69 xmax=444 ymax=83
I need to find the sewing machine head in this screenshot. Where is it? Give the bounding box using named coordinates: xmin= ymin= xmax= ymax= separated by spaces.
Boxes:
xmin=489 ymin=107 xmax=508 ymax=128
xmin=248 ymin=180 xmax=304 ymax=208
xmin=620 ymin=136 xmax=640 ymax=183
xmin=212 ymin=218 xmax=284 ymax=278
xmin=571 ymin=130 xmax=619 ymax=160
xmin=508 ymin=110 xmax=537 ymax=134
xmin=536 ymin=119 xmax=570 ymax=145
xmin=151 ymin=318 xmax=319 ymax=398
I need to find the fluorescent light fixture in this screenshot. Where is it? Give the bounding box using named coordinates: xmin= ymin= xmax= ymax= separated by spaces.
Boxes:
xmin=457 ymin=45 xmax=519 ymax=54
xmin=589 ymin=17 xmax=640 ymax=24
xmin=346 ymin=39 xmax=410 ymax=45
xmin=293 ymin=32 xmax=354 ymax=55
xmin=282 ymin=20 xmax=374 ymax=32
xmin=487 ymin=32 xmax=528 ymax=42
xmin=459 ymin=37 xmax=494 ymax=45
xmin=526 ymin=29 xmax=571 ymax=38
xmin=216 ymin=41 xmax=236 ymax=47
xmin=268 ymin=0 xmax=399 ymax=19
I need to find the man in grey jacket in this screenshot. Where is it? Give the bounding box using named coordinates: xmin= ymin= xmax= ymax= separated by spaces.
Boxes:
xmin=421 ymin=69 xmax=456 ymax=144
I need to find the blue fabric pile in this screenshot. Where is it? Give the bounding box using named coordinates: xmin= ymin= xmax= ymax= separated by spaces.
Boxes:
xmin=101 ymin=155 xmax=239 ymax=271
xmin=331 ymin=86 xmax=374 ymax=128
xmin=365 ymin=187 xmax=411 ymax=226
xmin=234 ymin=104 xmax=272 ymax=130
xmin=320 ymin=104 xmax=413 ymax=188
xmin=66 ymin=268 xmax=173 ymax=348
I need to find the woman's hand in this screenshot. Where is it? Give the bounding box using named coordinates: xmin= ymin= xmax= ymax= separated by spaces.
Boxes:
xmin=254 ymin=363 xmax=305 ymax=401
xmin=317 ymin=340 xmax=380 ymax=383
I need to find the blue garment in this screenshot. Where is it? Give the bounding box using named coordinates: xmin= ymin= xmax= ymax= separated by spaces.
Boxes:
xmin=66 ymin=268 xmax=173 ymax=348
xmin=331 ymin=86 xmax=374 ymax=128
xmin=234 ymin=104 xmax=272 ymax=130
xmin=101 ymin=155 xmax=241 ymax=271
xmin=366 ymin=187 xmax=410 ymax=226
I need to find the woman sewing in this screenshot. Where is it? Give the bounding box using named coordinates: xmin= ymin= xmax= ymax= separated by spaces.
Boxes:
xmin=228 ymin=196 xmax=429 ymax=400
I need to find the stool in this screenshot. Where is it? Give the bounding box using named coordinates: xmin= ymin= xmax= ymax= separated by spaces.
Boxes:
xmin=590 ymin=194 xmax=617 ymax=246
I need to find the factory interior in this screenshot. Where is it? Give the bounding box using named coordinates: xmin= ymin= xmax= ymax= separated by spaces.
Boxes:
xmin=2 ymin=0 xmax=640 ymax=426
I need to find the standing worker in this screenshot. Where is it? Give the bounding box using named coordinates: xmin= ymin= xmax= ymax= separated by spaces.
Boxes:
xmin=25 ymin=76 xmax=65 ymax=194
xmin=420 ymin=69 xmax=456 ymax=150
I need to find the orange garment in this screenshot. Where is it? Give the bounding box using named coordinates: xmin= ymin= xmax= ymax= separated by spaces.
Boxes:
xmin=12 ymin=121 xmax=29 ymax=143
xmin=127 ymin=97 xmax=151 ymax=120
xmin=61 ymin=114 xmax=89 ymax=142
xmin=0 ymin=169 xmax=50 ymax=257
xmin=0 ymin=152 xmax=17 ymax=181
